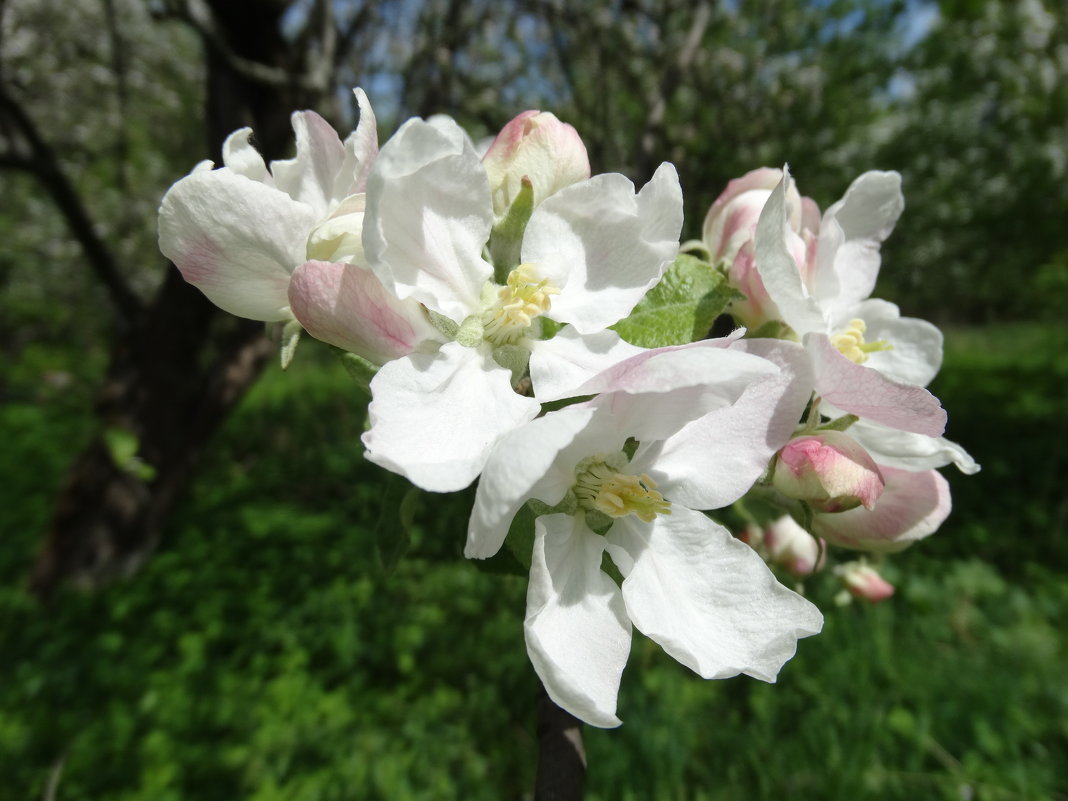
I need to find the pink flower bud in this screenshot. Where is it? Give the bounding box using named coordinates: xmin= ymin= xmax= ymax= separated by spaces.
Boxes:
xmin=837 ymin=562 xmax=895 ymax=603
xmin=772 ymin=431 xmax=885 ymax=513
xmin=482 ymin=110 xmax=590 ymax=217
xmin=763 ymin=515 xmax=824 ymax=577
xmin=701 ymin=167 xmax=814 ymax=328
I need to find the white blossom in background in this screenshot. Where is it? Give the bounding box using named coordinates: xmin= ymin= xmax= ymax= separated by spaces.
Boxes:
xmin=360 ymin=114 xmax=683 ymax=492
xmin=466 ymin=339 xmax=822 ymax=727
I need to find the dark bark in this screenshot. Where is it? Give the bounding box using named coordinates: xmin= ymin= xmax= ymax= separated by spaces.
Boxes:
xmin=535 ymin=683 xmax=587 ymax=801
xmin=28 ymin=0 xmax=331 ymax=598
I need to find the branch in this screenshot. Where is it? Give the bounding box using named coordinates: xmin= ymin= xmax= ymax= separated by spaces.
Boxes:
xmin=637 ymin=1 xmax=712 ymax=172
xmin=535 ymin=683 xmax=586 ymax=801
xmin=0 ymin=84 xmax=143 ymax=323
xmin=174 ymin=0 xmax=332 ymax=93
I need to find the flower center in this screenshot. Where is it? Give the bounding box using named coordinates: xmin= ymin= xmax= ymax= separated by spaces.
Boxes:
xmin=482 ymin=264 xmax=559 ymax=346
xmin=830 ymin=318 xmax=893 ymax=364
xmin=573 ymin=460 xmax=671 ymax=523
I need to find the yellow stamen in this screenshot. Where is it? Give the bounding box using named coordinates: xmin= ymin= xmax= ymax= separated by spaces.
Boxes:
xmin=483 ymin=264 xmax=559 ymax=346
xmin=830 ymin=318 xmax=893 ymax=364
xmin=574 ymin=462 xmax=671 ymax=523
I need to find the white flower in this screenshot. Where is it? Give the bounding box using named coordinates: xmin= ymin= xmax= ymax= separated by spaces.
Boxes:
xmin=158 ymin=89 xmax=436 ymax=363
xmin=466 ymin=339 xmax=823 ymax=726
xmin=754 ymin=168 xmax=948 ymax=436
xmin=360 ymin=116 xmax=684 ymax=492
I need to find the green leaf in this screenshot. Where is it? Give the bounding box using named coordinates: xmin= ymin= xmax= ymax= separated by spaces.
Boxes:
xmin=103 ymin=426 xmax=157 ymax=481
xmin=333 ymin=348 xmax=377 ymax=394
xmin=612 ymin=254 xmax=744 ymax=348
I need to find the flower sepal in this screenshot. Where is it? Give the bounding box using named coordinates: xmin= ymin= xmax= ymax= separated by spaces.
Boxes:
xmin=488 ymin=176 xmax=535 ymax=283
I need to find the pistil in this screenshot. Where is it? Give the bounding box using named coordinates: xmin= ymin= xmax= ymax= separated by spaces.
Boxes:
xmin=482 ymin=264 xmax=559 ymax=346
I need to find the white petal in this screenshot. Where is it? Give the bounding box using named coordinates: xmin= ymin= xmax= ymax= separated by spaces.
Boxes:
xmin=754 ymin=167 xmax=826 ymax=335
xmin=466 ymin=406 xmax=604 ymax=559
xmin=570 ymin=340 xmax=781 ymax=442
xmin=221 ymin=127 xmax=269 ymax=182
xmin=337 ymin=87 xmax=379 ymax=197
xmin=525 ymin=513 xmax=631 ymax=729
xmin=648 ymin=339 xmax=814 ymax=510
xmin=362 ymin=342 xmax=540 ymax=492
xmin=848 ymin=420 xmax=980 ymax=474
xmin=812 ymin=467 xmax=951 ymax=552
xmin=812 ymin=171 xmax=904 ymax=313
xmin=528 ymin=328 xmax=647 ymax=402
xmin=158 ymin=168 xmax=316 ymax=321
xmin=522 ymin=163 xmax=683 ymax=334
xmin=606 ymin=507 xmax=822 ymax=682
xmin=843 ymin=298 xmax=943 ymax=387
xmin=288 ymin=260 xmax=439 ymax=364
xmin=270 ymin=111 xmax=348 ymax=217
xmin=807 ymin=333 xmax=946 ymax=436
xmin=363 ymin=117 xmax=493 ymax=321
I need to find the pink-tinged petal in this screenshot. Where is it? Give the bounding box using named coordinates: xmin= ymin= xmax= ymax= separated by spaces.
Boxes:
xmin=158 ymin=168 xmax=317 ymax=321
xmin=270 ymin=111 xmax=348 ymax=218
xmin=702 ymin=167 xmax=802 ymax=258
xmin=523 ymin=162 xmax=683 ymax=334
xmin=221 ymin=127 xmax=269 ymax=182
xmin=362 ymin=342 xmax=540 ymax=492
xmin=812 ymin=466 xmax=951 ymax=553
xmin=363 ymin=116 xmax=494 ymax=322
xmin=847 ymin=420 xmax=980 ymax=475
xmin=807 ymin=333 xmax=946 ymax=436
xmin=646 ymin=338 xmax=814 ymax=510
xmin=288 ymin=260 xmax=439 ymax=365
xmin=754 ymin=168 xmax=826 ymax=335
xmin=482 ymin=110 xmax=590 ymax=216
xmin=525 ymin=514 xmax=631 ymax=729
xmin=811 ymin=171 xmax=904 ymax=313
xmin=800 ymin=196 xmax=821 ymax=235
xmin=773 ymin=431 xmax=885 ymax=512
xmin=711 ymin=201 xmax=764 ymax=264
xmin=466 ymin=405 xmax=610 ymax=559
xmin=727 ymin=240 xmax=782 ymax=329
xmin=606 ymin=507 xmax=822 ymax=682
xmin=337 ymin=87 xmax=379 ymax=197
xmin=573 ymin=341 xmax=781 ymax=443
xmin=844 ymin=299 xmax=943 ymax=388
xmin=528 ymin=327 xmax=647 ymax=402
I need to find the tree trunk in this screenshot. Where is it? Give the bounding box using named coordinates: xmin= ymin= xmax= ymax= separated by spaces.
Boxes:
xmin=29 ymin=0 xmax=326 ymax=598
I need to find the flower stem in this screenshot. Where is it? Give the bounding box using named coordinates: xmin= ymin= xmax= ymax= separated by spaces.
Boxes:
xmin=535 ymin=682 xmax=586 ymax=801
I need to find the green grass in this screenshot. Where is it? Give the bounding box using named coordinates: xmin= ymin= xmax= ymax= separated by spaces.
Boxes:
xmin=1 ymin=326 xmax=1065 ymax=800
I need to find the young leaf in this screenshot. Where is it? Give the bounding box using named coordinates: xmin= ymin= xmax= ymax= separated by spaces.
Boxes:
xmin=612 ymin=253 xmax=744 ymax=348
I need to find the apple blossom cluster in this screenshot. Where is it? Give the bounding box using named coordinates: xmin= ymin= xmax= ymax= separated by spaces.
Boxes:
xmin=157 ymin=89 xmax=975 ymax=728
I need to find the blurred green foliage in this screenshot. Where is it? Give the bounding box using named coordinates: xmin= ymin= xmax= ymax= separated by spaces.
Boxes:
xmin=1 ymin=325 xmax=1065 ymax=800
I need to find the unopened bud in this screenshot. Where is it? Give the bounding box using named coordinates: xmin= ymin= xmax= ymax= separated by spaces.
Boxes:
xmin=482 ymin=111 xmax=590 ymax=217
xmin=773 ymin=431 xmax=885 ymax=513
xmin=763 ymin=515 xmax=824 ymax=577
xmin=837 ymin=562 xmax=895 ymax=603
